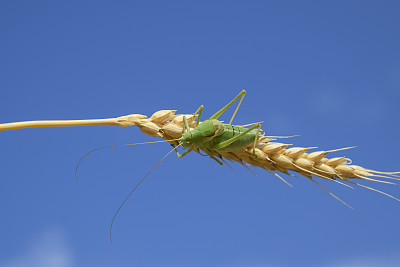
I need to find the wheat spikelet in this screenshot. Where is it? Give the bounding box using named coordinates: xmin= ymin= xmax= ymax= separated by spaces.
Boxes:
xmin=131 ymin=109 xmax=400 ymax=204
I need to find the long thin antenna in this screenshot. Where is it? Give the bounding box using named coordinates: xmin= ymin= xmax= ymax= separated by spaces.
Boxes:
xmin=75 ymin=139 xmax=180 ymax=182
xmin=109 ymin=143 xmax=182 ymax=243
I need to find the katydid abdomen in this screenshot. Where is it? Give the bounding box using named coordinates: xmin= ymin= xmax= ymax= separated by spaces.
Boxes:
xmin=204 ymin=123 xmax=261 ymax=152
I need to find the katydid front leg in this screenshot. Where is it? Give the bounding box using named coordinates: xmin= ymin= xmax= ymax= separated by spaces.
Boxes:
xmin=174 ymin=115 xmax=194 ymax=158
xmin=176 ymin=147 xmax=195 ymax=158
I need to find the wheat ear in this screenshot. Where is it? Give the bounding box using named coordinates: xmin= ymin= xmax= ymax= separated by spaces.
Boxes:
xmin=136 ymin=110 xmax=400 ymax=204
xmin=1 ymin=110 xmax=399 ymax=204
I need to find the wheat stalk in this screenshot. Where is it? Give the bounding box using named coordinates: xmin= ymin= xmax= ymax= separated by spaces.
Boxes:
xmin=1 ymin=109 xmax=399 ymax=205
xmin=0 ymin=114 xmax=147 ymax=130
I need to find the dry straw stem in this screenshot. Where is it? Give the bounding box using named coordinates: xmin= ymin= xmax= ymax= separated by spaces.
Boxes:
xmin=1 ymin=110 xmax=400 ymax=204
xmin=0 ymin=114 xmax=148 ymax=131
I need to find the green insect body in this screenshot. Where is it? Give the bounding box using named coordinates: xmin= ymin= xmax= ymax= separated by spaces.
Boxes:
xmin=182 ymin=120 xmax=259 ymax=152
xmin=177 ymin=90 xmax=262 ymax=165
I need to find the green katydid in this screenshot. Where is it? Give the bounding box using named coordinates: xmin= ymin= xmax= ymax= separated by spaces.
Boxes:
xmin=177 ymin=90 xmax=261 ymax=164
xmin=108 ymin=90 xmax=264 ymax=241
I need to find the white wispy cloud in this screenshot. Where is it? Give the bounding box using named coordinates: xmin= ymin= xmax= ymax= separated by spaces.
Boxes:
xmin=0 ymin=228 xmax=74 ymax=267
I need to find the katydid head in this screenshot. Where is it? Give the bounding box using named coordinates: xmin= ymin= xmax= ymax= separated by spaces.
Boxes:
xmin=181 ymin=131 xmax=194 ymax=148
xmin=181 ymin=119 xmax=224 ymax=148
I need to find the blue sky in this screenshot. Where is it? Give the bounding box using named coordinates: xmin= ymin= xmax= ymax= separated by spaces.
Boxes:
xmin=1 ymin=1 xmax=400 ymax=266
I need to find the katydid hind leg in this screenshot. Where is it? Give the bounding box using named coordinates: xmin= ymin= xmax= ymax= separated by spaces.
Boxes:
xmin=228 ymin=91 xmax=245 ymax=124
xmin=209 ymin=90 xmax=246 ymax=122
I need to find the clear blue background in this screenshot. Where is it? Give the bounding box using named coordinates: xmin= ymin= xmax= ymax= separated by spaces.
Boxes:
xmin=1 ymin=1 xmax=400 ymax=266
